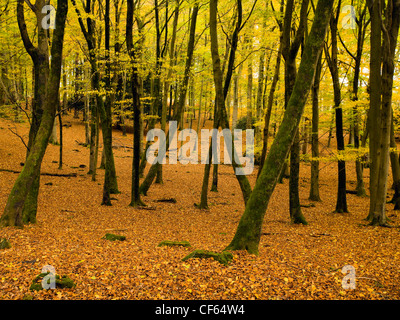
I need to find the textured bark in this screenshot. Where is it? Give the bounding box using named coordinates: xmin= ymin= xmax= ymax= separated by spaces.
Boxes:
xmin=16 ymin=0 xmax=49 ymax=223
xmin=1 ymin=0 xmax=68 ymax=227
xmin=367 ymin=0 xmax=400 ymax=225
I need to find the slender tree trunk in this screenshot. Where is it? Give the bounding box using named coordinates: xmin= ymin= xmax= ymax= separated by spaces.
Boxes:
xmin=309 ymin=55 xmax=322 ymax=201
xmin=246 ymin=37 xmax=253 ymax=130
xmin=325 ymin=2 xmax=348 ymax=213
xmin=282 ymin=0 xmax=309 ymax=224
xmin=126 ymin=0 xmax=146 ymax=207
xmin=231 ymin=66 xmax=241 ymax=129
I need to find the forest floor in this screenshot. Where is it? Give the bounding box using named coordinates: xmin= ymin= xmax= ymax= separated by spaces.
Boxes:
xmin=0 ymin=113 xmax=400 ymax=300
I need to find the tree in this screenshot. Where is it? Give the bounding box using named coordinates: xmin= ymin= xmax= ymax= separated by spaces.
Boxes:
xmin=309 ymin=54 xmax=322 ymax=201
xmin=367 ymin=0 xmax=400 ymax=226
xmin=72 ymin=0 xmax=119 ymax=206
xmin=225 ymin=0 xmax=334 ymax=254
xmin=324 ymin=0 xmax=348 ymax=213
xmin=127 ymin=0 xmax=146 ymax=207
xmin=282 ymin=0 xmax=309 ymax=224
xmin=0 ymin=0 xmax=68 ymax=227
xmin=15 ymin=0 xmax=50 ymax=224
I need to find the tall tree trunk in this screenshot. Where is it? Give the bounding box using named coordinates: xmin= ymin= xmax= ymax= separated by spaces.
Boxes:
xmin=367 ymin=0 xmax=400 ymax=225
xmin=282 ymin=0 xmax=309 ymax=224
xmin=325 ymin=1 xmax=348 ymax=213
xmin=225 ymin=0 xmax=333 ymax=254
xmin=0 ymin=0 xmax=68 ymax=227
xmin=126 ymin=0 xmax=146 ymax=207
xmin=12 ymin=0 xmax=49 ymax=224
xmin=309 ymin=55 xmax=322 ymax=201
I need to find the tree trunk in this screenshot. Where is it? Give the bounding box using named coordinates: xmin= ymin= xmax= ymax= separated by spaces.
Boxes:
xmin=0 ymin=0 xmax=68 ymax=227
xmin=225 ymin=0 xmax=333 ymax=254
xmin=309 ymin=55 xmax=322 ymax=201
xmin=367 ymin=0 xmax=400 ymax=225
xmin=282 ymin=0 xmax=309 ymax=224
xmin=325 ymin=2 xmax=348 ymax=213
xmin=126 ymin=0 xmax=146 ymax=207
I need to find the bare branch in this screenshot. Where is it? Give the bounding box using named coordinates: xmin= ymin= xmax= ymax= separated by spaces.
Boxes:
xmin=8 ymin=127 xmax=29 ymax=151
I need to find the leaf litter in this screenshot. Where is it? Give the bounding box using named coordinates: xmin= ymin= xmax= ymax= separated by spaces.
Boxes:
xmin=0 ymin=116 xmax=400 ymax=300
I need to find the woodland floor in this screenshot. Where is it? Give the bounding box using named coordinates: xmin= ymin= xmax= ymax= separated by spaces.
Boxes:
xmin=0 ymin=114 xmax=400 ymax=300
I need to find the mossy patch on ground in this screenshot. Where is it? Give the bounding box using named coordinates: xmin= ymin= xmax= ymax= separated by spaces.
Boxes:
xmin=182 ymin=250 xmax=233 ymax=265
xmin=102 ymin=233 xmax=126 ymax=241
xmin=158 ymin=240 xmax=191 ymax=248
xmin=0 ymin=238 xmax=11 ymax=249
xmin=29 ymin=272 xmax=76 ymax=291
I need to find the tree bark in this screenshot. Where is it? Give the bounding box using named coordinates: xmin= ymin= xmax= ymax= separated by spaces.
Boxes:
xmin=367 ymin=0 xmax=400 ymax=225
xmin=309 ymin=55 xmax=322 ymax=201
xmin=0 ymin=0 xmax=68 ymax=227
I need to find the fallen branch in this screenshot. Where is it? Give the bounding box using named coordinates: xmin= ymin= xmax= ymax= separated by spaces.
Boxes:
xmin=0 ymin=168 xmax=77 ymax=177
xmin=155 ymin=198 xmax=177 ymax=203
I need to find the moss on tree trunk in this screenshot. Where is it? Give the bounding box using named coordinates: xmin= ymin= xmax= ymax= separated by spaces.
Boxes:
xmin=225 ymin=0 xmax=334 ymax=255
xmin=0 ymin=0 xmax=68 ymax=227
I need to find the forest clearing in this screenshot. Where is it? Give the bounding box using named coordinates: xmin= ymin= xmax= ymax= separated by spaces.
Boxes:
xmin=1 ymin=0 xmax=400 ymax=305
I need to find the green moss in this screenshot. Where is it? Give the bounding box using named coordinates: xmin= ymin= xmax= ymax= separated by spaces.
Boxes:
xmin=0 ymin=238 xmax=11 ymax=249
xmin=182 ymin=250 xmax=233 ymax=266
xmin=29 ymin=272 xmax=76 ymax=291
xmin=158 ymin=240 xmax=191 ymax=248
xmin=57 ymin=275 xmax=76 ymax=289
xmin=103 ymin=233 xmax=126 ymax=241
